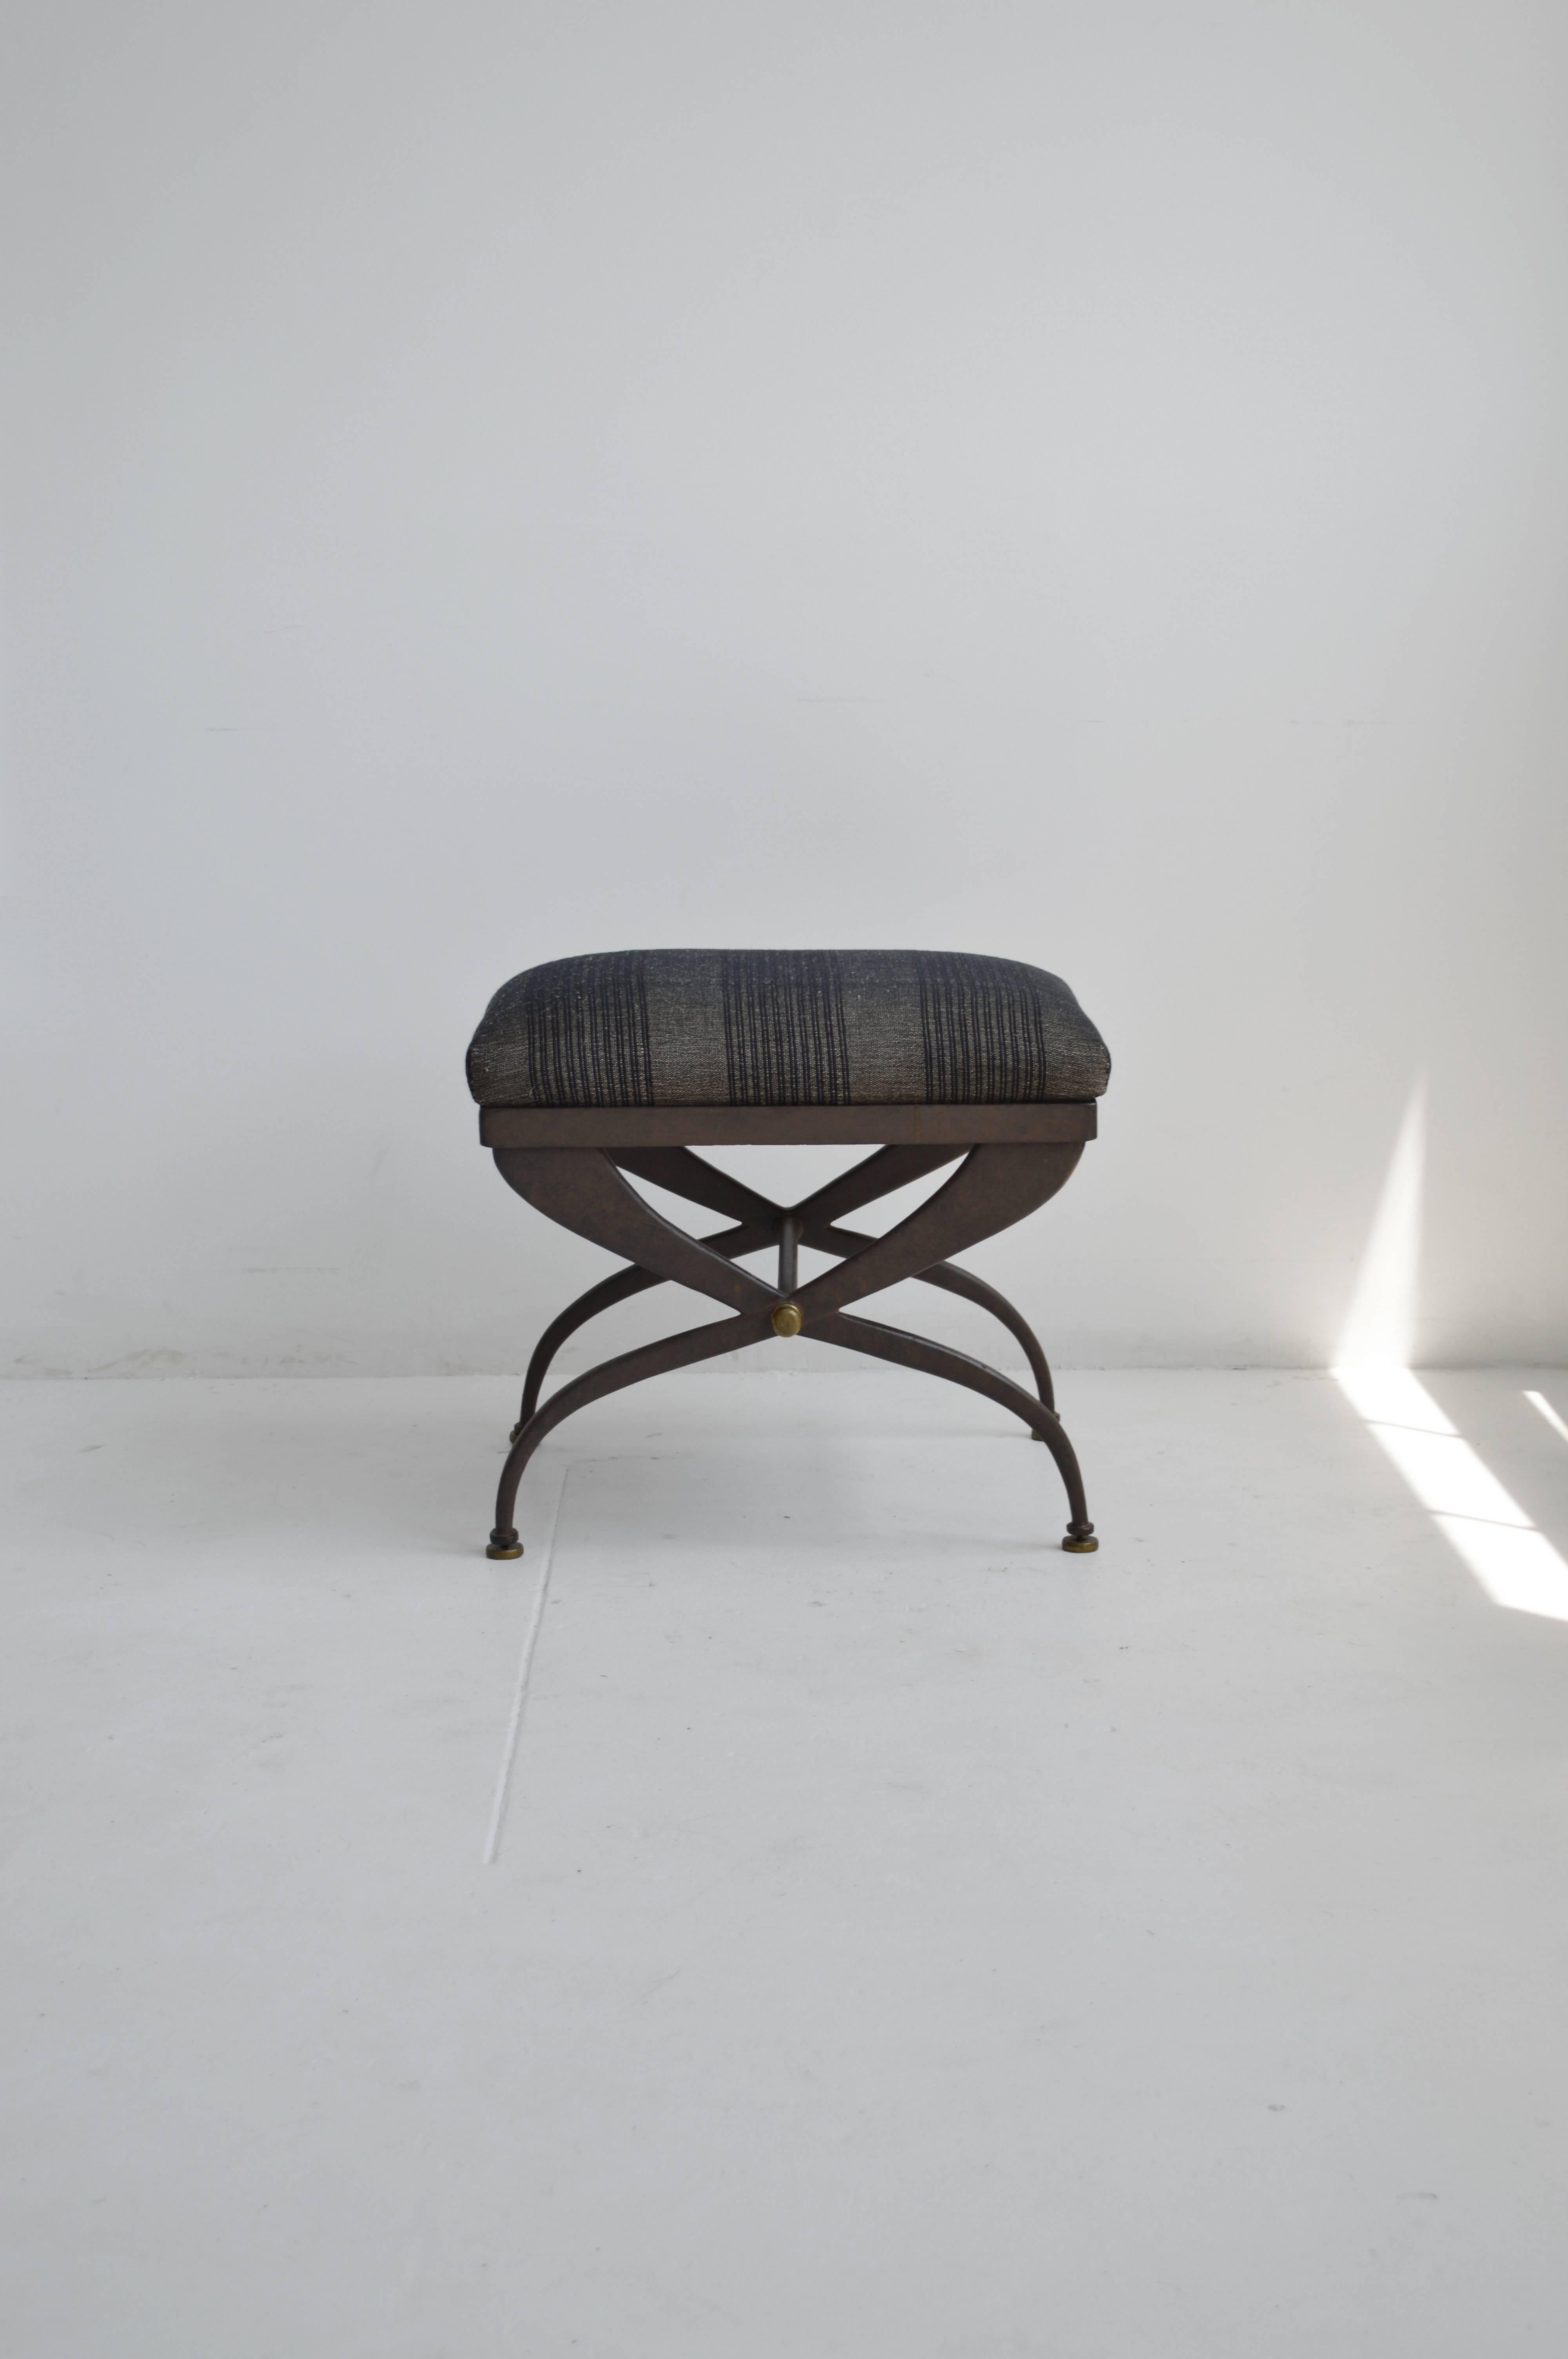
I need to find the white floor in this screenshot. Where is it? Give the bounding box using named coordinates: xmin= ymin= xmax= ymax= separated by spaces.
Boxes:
xmin=6 ymin=1367 xmax=1568 ymax=2357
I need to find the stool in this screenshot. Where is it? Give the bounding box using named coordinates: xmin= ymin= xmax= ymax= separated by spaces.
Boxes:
xmin=467 ymin=949 xmax=1110 ymax=1559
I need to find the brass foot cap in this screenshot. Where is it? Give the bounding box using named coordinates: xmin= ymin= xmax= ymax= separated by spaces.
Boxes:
xmin=508 ymin=1424 xmax=522 ymax=1444
xmin=1062 ymin=1534 xmax=1099 ymax=1554
xmin=486 ymin=1542 xmax=524 ymax=1559
xmin=771 ymin=1302 xmax=803 ymax=1337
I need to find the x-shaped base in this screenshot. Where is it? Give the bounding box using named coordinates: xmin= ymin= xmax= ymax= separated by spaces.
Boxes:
xmin=486 ymin=1139 xmax=1097 ymax=1557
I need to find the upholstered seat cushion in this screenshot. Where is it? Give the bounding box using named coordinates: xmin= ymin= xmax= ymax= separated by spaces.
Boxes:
xmin=467 ymin=949 xmax=1109 ymax=1108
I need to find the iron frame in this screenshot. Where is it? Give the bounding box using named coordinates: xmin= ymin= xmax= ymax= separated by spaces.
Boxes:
xmin=480 ymin=1103 xmax=1099 ymax=1558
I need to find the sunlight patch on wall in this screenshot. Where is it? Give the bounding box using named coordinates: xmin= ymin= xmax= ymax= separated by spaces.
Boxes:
xmin=1334 ymin=1087 xmax=1568 ymax=1623
xmin=1335 ymin=1084 xmax=1425 ymax=1370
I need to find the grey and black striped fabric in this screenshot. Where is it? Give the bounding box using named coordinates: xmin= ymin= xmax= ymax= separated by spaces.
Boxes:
xmin=467 ymin=950 xmax=1109 ymax=1107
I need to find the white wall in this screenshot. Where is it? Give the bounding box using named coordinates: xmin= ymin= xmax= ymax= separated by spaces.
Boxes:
xmin=4 ymin=0 xmax=1566 ymax=1376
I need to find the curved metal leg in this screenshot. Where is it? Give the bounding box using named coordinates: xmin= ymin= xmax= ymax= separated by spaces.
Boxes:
xmin=515 ymin=1265 xmax=658 ymax=1438
xmin=808 ymin=1308 xmax=1096 ymax=1550
xmin=489 ymin=1304 xmax=778 ymax=1555
xmin=513 ymin=1220 xmax=773 ymax=1437
xmin=494 ymin=1150 xmax=779 ymax=1316
xmin=610 ymin=1147 xmax=781 ymax=1227
xmin=807 ymin=1221 xmax=1055 ymax=1412
xmin=797 ymin=1143 xmax=965 ymax=1226
xmin=918 ymin=1264 xmax=1056 ymax=1416
xmin=793 ymin=1144 xmax=1083 ymax=1321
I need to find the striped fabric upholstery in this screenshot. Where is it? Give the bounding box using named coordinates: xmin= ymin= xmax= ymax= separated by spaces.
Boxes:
xmin=467 ymin=951 xmax=1109 ymax=1108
